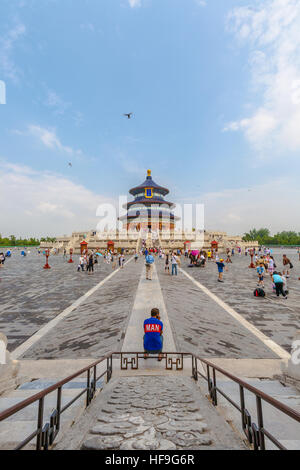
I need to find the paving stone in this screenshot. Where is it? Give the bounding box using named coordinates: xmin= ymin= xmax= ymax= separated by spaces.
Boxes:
xmin=78 ymin=376 xmax=245 ymax=450
xmin=82 ymin=436 xmax=123 ymax=450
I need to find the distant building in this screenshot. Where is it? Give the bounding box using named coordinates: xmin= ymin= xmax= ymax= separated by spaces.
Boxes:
xmin=40 ymin=170 xmax=259 ymax=253
xmin=119 ymin=170 xmax=179 ymax=232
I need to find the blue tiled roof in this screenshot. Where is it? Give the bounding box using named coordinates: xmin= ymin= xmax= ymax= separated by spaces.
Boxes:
xmin=129 ymin=175 xmax=169 ymax=196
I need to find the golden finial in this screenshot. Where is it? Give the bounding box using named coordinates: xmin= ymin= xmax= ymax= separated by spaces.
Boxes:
xmin=147 ymin=169 xmax=151 ymax=177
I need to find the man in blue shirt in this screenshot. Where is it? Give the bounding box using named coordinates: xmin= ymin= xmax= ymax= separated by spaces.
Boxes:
xmin=216 ymin=259 xmax=225 ymax=282
xmin=143 ymin=308 xmax=163 ymax=360
xmin=145 ymin=252 xmax=155 ymax=280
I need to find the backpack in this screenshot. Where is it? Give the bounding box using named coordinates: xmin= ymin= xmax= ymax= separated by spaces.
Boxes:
xmin=254 ymin=288 xmax=265 ymax=297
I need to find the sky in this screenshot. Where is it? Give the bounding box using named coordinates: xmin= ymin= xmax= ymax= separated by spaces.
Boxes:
xmin=1 ymin=0 xmax=300 ymax=237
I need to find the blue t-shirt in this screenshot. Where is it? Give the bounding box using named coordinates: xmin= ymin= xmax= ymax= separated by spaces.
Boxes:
xmin=216 ymin=262 xmax=225 ymax=273
xmin=257 ymin=266 xmax=264 ymax=275
xmin=144 ymin=318 xmax=163 ymax=351
xmin=273 ymin=274 xmax=283 ymax=283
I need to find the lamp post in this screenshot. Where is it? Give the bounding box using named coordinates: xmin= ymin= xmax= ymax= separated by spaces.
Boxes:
xmin=68 ymin=248 xmax=74 ymax=264
xmin=43 ymin=249 xmax=51 ymax=269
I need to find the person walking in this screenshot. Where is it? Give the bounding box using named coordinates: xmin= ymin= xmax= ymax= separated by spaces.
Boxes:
xmin=120 ymin=254 xmax=125 ymax=268
xmin=87 ymin=254 xmax=94 ymax=275
xmin=171 ymin=252 xmax=178 ymax=276
xmin=145 ymin=252 xmax=155 ymax=280
xmin=79 ymin=255 xmax=84 ymax=272
xmin=283 ymin=254 xmax=292 ymax=278
xmin=165 ymin=253 xmax=170 ymax=274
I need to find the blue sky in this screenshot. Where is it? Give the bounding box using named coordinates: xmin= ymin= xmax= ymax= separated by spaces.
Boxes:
xmin=1 ymin=0 xmax=300 ymax=237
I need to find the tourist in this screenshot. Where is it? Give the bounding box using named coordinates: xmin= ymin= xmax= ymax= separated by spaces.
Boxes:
xmin=226 ymin=252 xmax=232 ymax=264
xmin=171 ymin=252 xmax=178 ymax=276
xmin=282 ymin=254 xmax=292 ymax=278
xmin=78 ymin=255 xmax=84 ymax=272
xmin=216 ymin=258 xmax=225 ymax=283
xmin=272 ymin=272 xmax=287 ymax=299
xmin=120 ymin=254 xmax=125 ymax=268
xmin=111 ymin=253 xmax=117 ymax=270
xmin=268 ymin=256 xmax=275 ymax=276
xmin=257 ymin=262 xmax=265 ymax=288
xmin=134 ymin=252 xmax=139 ymax=263
xmin=81 ymin=254 xmax=87 ymax=270
xmin=145 ymin=252 xmax=155 ymax=280
xmin=87 ymin=254 xmax=94 ymax=274
xmin=143 ymin=308 xmax=164 ymax=361
xmin=165 ymin=253 xmax=170 ymax=274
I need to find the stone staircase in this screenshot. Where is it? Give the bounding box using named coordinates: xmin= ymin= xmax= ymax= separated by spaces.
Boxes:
xmin=56 ymin=376 xmax=246 ymax=450
xmin=0 ymin=377 xmax=103 ymax=450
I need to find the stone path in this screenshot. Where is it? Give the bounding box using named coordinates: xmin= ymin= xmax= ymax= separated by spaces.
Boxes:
xmin=0 ymin=252 xmax=114 ymax=351
xmin=58 ymin=376 xmax=245 ymax=450
xmin=157 ymin=259 xmax=279 ymax=359
xmin=179 ymin=250 xmax=300 ymax=355
xmin=122 ymin=263 xmax=176 ymax=353
xmin=19 ymin=258 xmax=141 ymax=359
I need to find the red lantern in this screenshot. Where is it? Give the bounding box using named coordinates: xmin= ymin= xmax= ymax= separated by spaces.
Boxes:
xmin=68 ymin=248 xmax=74 ymax=263
xmin=249 ymin=249 xmax=255 ymax=269
xmin=43 ymin=249 xmax=51 ymax=269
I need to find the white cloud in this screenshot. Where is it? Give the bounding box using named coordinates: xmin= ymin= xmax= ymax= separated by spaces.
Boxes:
xmin=128 ymin=0 xmax=141 ymax=8
xmin=0 ymin=161 xmax=115 ymax=237
xmin=15 ymin=125 xmax=83 ymax=157
xmin=44 ymin=90 xmax=71 ymax=115
xmin=201 ymin=178 xmax=300 ymax=234
xmin=0 ymin=23 xmax=26 ymax=82
xmin=225 ymin=0 xmax=300 ymax=155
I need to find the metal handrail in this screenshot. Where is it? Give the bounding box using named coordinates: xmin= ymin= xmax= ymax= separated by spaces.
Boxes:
xmin=194 ymin=355 xmax=300 ymax=450
xmin=196 ymin=356 xmax=300 ymax=422
xmin=0 ymin=352 xmax=112 ymax=422
xmin=0 ymin=351 xmax=299 ymax=451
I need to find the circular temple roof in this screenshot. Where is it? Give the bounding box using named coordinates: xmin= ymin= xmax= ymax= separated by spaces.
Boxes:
xmin=129 ymin=170 xmax=169 ymax=196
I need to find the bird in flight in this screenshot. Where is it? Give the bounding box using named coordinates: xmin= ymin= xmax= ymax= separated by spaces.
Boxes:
xmin=123 ymin=112 xmax=133 ymax=119
xmin=68 ymin=162 xmax=72 ymax=167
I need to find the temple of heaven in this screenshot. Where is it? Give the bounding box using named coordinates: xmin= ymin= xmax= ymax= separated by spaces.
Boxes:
xmin=119 ymin=170 xmax=179 ymax=232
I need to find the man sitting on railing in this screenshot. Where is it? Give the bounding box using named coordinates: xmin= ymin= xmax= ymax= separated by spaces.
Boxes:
xmin=143 ymin=308 xmax=164 ymax=361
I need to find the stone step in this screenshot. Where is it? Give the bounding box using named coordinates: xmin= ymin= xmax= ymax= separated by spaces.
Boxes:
xmin=0 ymin=384 xmax=92 ymax=449
xmin=17 ymin=378 xmax=104 ymax=391
xmin=56 ymin=376 xmax=247 ymax=450
xmin=202 ymin=378 xmax=300 ymax=450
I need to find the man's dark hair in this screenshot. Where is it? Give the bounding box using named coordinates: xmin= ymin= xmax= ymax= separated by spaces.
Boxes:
xmin=151 ymin=308 xmax=160 ymax=317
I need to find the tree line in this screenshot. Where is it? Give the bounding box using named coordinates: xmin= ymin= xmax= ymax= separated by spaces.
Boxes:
xmin=243 ymin=229 xmax=300 ymax=246
xmin=0 ymin=235 xmax=56 ymax=246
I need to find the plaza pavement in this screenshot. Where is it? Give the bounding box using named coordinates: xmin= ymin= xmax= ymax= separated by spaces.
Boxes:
xmin=0 ymin=251 xmax=114 ymax=351
xmin=179 ymin=249 xmax=300 ymax=356
xmin=1 ymin=248 xmax=300 ymax=363
xmin=1 ymin=249 xmax=300 ymax=450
